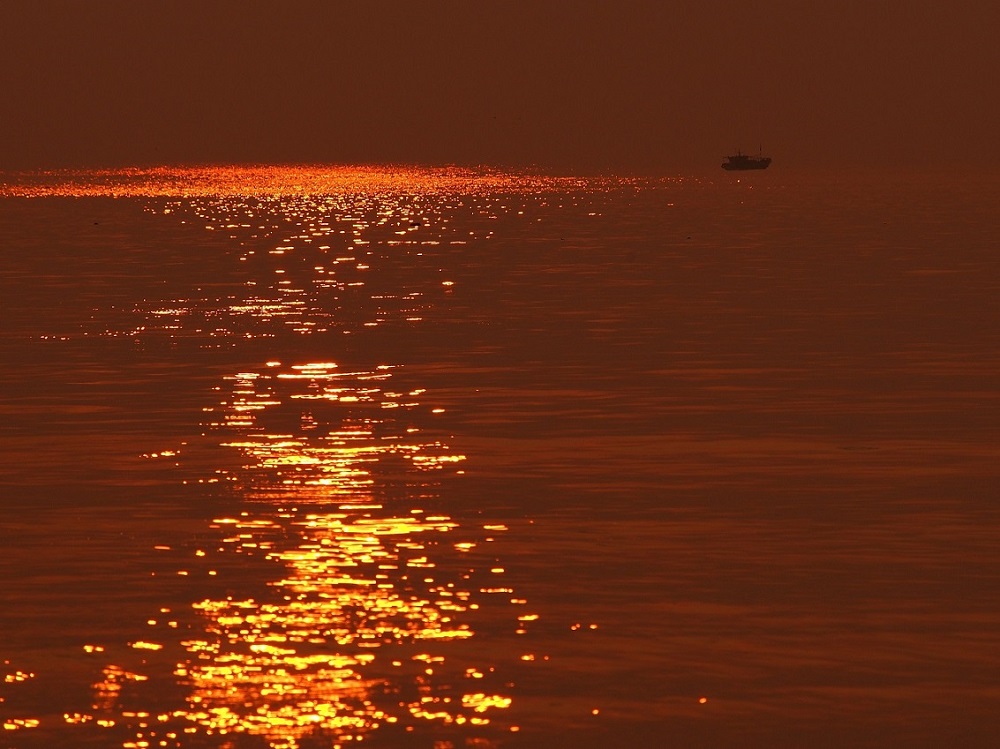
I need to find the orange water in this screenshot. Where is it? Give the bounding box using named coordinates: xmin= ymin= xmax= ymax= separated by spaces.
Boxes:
xmin=2 ymin=167 xmax=999 ymax=748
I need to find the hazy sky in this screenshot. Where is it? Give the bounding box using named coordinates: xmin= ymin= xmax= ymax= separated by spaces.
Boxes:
xmin=1 ymin=1 xmax=997 ymax=172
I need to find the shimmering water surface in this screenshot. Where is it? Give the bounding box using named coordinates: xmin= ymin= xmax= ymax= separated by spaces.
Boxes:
xmin=1 ymin=166 xmax=999 ymax=748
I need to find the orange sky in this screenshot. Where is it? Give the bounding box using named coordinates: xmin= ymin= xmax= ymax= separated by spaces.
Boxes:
xmin=1 ymin=0 xmax=997 ymax=172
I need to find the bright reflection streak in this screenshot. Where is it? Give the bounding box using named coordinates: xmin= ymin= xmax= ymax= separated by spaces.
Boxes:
xmin=80 ymin=359 xmax=521 ymax=748
xmin=35 ymin=168 xmax=552 ymax=748
xmin=0 ymin=164 xmax=608 ymax=199
xmin=170 ymin=361 xmax=514 ymax=748
xmin=204 ymin=363 xmax=463 ymax=494
xmin=41 ymin=164 xmax=636 ymax=346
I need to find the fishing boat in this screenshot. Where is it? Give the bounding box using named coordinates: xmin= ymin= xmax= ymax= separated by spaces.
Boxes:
xmin=721 ymin=150 xmax=771 ymax=171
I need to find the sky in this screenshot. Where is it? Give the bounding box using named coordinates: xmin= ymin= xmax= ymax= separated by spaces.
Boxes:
xmin=1 ymin=0 xmax=997 ymax=173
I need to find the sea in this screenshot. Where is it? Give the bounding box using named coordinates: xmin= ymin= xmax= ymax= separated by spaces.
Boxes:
xmin=1 ymin=165 xmax=998 ymax=748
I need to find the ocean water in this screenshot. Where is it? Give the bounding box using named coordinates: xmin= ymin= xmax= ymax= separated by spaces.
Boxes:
xmin=1 ymin=166 xmax=999 ymax=748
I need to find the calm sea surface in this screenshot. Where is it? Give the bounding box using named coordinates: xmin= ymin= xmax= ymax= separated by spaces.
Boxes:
xmin=1 ymin=166 xmax=999 ymax=748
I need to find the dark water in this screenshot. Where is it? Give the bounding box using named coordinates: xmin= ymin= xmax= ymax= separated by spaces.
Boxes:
xmin=1 ymin=167 xmax=999 ymax=748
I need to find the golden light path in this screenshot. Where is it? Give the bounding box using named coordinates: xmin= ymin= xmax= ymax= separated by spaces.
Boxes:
xmin=109 ymin=166 xmax=599 ymax=343
xmin=164 ymin=361 xmax=517 ymax=749
xmin=19 ymin=167 xmax=560 ymax=749
xmin=0 ymin=164 xmax=613 ymax=199
xmin=75 ymin=358 xmax=525 ymax=749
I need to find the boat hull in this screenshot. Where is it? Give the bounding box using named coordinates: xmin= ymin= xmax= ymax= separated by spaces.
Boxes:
xmin=721 ymin=158 xmax=771 ymax=171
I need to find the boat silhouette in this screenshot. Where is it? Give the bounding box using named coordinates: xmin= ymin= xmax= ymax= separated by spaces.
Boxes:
xmin=722 ymin=149 xmax=772 ymax=171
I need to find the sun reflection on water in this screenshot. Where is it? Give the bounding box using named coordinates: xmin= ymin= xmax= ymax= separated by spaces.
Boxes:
xmin=74 ymin=358 xmax=523 ymax=749
xmin=4 ymin=167 xmax=568 ymax=747
xmin=164 ymin=361 xmax=518 ymax=748
xmin=204 ymin=362 xmax=462 ymax=493
xmin=120 ymin=182 xmax=498 ymax=342
xmin=0 ymin=164 xmax=603 ymax=199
